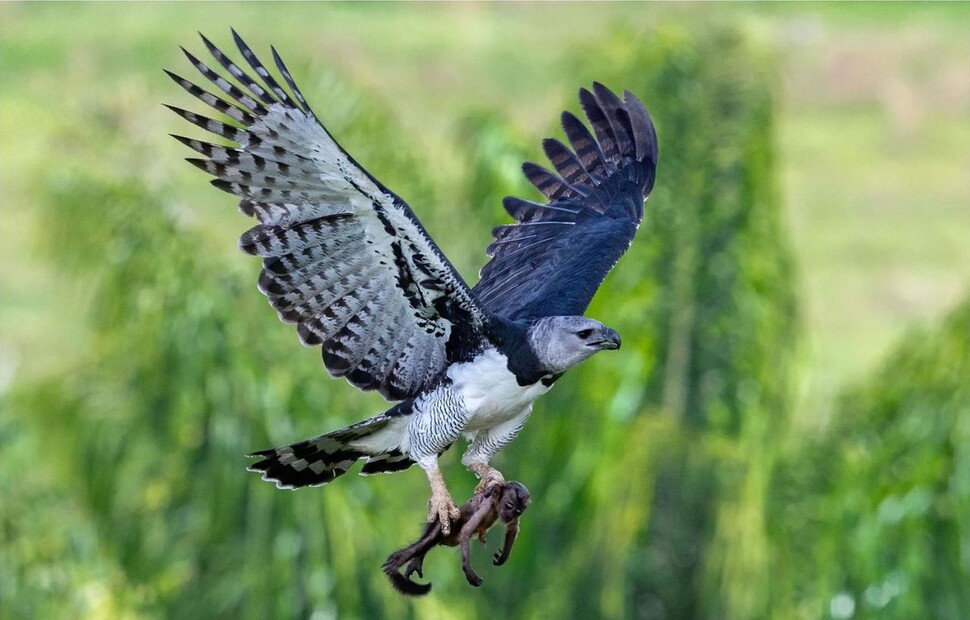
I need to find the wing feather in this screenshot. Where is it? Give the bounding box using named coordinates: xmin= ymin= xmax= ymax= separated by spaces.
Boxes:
xmin=579 ymin=87 xmax=620 ymax=167
xmin=165 ymin=69 xmax=256 ymax=124
xmin=561 ymin=110 xmax=608 ymax=180
xmin=522 ymin=162 xmax=576 ymax=200
xmin=231 ymin=29 xmax=296 ymax=108
xmin=169 ymin=33 xmax=487 ymax=400
xmin=326 ymin=283 xmax=395 ymax=371
xmin=473 ymin=84 xmax=658 ymax=320
xmin=199 ymin=32 xmax=277 ymax=106
xmin=180 ymin=46 xmax=267 ymax=114
xmin=541 ymin=138 xmax=589 ymax=187
xmin=271 ymin=46 xmax=313 ymax=113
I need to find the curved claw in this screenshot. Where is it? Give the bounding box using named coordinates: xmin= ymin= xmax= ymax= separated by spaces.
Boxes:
xmin=473 ymin=466 xmax=506 ymax=495
xmin=428 ymin=493 xmax=461 ymax=536
xmin=493 ymin=551 xmax=508 ymax=566
xmin=425 ymin=467 xmax=461 ymax=535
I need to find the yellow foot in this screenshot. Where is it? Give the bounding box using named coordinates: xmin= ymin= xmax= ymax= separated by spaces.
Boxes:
xmin=428 ymin=489 xmax=461 ymax=536
xmin=471 ymin=464 xmax=506 ymax=495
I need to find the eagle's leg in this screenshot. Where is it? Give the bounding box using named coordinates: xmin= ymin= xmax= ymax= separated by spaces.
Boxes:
xmin=467 ymin=461 xmax=506 ymax=495
xmin=424 ymin=465 xmax=461 ymax=535
xmin=462 ymin=407 xmax=531 ymax=495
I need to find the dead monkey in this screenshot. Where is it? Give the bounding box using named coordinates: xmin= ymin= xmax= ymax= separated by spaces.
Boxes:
xmin=383 ymin=481 xmax=531 ymax=595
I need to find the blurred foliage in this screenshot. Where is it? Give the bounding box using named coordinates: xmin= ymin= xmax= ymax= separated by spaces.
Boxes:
xmin=770 ymin=297 xmax=970 ymax=619
xmin=1 ymin=8 xmax=967 ymax=620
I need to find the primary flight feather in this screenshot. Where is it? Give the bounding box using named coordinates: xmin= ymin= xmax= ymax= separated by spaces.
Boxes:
xmin=167 ymin=31 xmax=658 ymax=533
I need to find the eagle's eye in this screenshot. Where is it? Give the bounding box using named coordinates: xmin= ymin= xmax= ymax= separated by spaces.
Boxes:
xmin=576 ymin=329 xmax=594 ymax=339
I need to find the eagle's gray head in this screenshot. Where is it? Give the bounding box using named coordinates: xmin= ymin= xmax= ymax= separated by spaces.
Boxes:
xmin=527 ymin=316 xmax=621 ymax=374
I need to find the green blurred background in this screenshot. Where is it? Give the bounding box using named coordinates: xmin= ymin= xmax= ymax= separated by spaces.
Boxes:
xmin=1 ymin=3 xmax=968 ymax=619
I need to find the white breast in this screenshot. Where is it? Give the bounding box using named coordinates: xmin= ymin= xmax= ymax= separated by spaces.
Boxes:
xmin=447 ymin=348 xmax=552 ymax=431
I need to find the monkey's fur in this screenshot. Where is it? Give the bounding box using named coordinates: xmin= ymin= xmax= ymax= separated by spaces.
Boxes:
xmin=383 ymin=481 xmax=531 ymax=595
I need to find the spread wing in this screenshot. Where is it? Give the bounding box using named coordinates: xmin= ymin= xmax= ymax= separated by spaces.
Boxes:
xmin=167 ymin=31 xmax=487 ymax=401
xmin=473 ymin=84 xmax=658 ymax=321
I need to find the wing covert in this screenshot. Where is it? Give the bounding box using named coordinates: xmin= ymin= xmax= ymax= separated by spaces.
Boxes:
xmin=473 ymin=84 xmax=658 ymax=320
xmin=168 ymin=31 xmax=487 ymax=400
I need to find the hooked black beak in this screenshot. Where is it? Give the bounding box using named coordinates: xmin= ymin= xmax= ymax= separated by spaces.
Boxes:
xmin=592 ymin=328 xmax=621 ymax=350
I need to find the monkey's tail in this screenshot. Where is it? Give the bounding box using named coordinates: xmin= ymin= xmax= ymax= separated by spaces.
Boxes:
xmin=247 ymin=408 xmax=413 ymax=489
xmin=382 ymin=556 xmax=432 ymax=597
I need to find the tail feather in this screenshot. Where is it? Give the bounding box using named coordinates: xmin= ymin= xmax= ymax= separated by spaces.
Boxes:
xmin=248 ymin=413 xmax=413 ymax=488
xmin=360 ymin=451 xmax=414 ymax=476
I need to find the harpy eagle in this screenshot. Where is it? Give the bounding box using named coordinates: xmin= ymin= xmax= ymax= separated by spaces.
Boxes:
xmin=167 ymin=32 xmax=657 ymax=533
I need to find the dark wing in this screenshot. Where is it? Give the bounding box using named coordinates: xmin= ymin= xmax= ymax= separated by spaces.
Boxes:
xmin=473 ymin=83 xmax=658 ymax=320
xmin=167 ymin=31 xmax=487 ymax=401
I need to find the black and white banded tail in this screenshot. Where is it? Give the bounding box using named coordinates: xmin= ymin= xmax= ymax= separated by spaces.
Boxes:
xmin=248 ymin=413 xmax=413 ymax=489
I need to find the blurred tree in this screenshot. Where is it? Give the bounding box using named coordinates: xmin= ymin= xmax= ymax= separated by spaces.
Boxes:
xmin=3 ymin=75 xmax=438 ymax=618
xmin=771 ymin=295 xmax=970 ymax=619
xmin=0 ymin=21 xmax=839 ymax=620
xmin=560 ymin=24 xmax=798 ymax=620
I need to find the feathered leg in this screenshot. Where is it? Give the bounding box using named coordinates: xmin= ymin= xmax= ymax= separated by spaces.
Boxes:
xmin=407 ymin=394 xmax=467 ymax=535
xmin=462 ymin=407 xmax=531 ymax=494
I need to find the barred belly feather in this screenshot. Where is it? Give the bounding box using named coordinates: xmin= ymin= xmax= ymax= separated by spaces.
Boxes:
xmin=406 ymin=389 xmax=469 ymax=464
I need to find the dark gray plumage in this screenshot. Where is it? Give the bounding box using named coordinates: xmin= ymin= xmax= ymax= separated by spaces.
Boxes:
xmin=474 ymin=86 xmax=657 ymax=320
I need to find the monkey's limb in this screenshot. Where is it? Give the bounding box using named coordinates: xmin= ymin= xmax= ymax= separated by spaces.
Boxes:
xmin=383 ymin=522 xmax=442 ymax=597
xmin=458 ymin=500 xmax=493 ymax=587
xmin=493 ymin=519 xmax=520 ymax=566
xmin=385 ymin=522 xmax=440 ymax=573
xmin=404 ymin=554 xmax=426 ymax=580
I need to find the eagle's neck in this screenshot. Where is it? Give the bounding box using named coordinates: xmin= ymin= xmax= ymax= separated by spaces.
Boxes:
xmin=487 ymin=317 xmax=553 ymax=387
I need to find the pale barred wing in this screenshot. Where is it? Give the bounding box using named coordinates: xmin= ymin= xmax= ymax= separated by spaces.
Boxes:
xmin=167 ymin=31 xmax=486 ymax=400
xmin=473 ymin=84 xmax=658 ymax=321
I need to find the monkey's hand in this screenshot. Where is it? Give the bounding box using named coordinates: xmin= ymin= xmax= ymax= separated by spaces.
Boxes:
xmin=463 ymin=564 xmax=484 ymax=587
xmin=404 ymin=555 xmax=425 ymax=580
xmin=494 ymin=520 xmax=519 ymax=566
